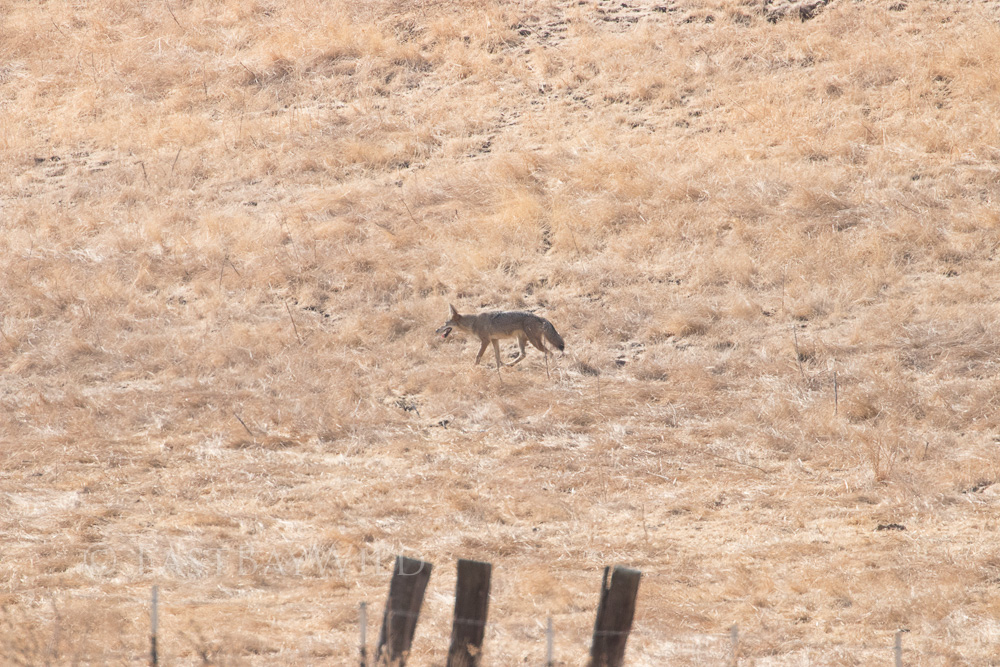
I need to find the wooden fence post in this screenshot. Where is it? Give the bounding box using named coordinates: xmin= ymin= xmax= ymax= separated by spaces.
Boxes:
xmin=375 ymin=556 xmax=432 ymax=667
xmin=359 ymin=601 xmax=368 ymax=667
xmin=589 ymin=566 xmax=641 ymax=667
xmin=150 ymin=585 xmax=159 ymax=667
xmin=446 ymin=559 xmax=492 ymax=667
xmin=546 ymin=616 xmax=554 ymax=667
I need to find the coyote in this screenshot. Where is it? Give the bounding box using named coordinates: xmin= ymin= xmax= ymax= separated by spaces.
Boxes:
xmin=436 ymin=304 xmax=565 ymax=373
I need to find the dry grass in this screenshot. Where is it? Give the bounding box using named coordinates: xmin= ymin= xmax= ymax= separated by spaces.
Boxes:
xmin=3 ymin=0 xmax=1000 ymax=663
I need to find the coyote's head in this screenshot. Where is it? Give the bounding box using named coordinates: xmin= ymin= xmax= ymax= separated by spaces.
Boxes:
xmin=435 ymin=304 xmax=461 ymax=339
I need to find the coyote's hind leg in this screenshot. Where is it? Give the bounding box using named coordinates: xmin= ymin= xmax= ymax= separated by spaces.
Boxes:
xmin=505 ymin=334 xmax=528 ymax=366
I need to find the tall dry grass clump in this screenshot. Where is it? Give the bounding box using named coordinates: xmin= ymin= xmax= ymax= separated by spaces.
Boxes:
xmin=2 ymin=0 xmax=1000 ymax=663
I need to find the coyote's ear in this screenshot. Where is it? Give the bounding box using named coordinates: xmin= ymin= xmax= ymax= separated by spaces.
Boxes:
xmin=448 ymin=304 xmax=458 ymax=318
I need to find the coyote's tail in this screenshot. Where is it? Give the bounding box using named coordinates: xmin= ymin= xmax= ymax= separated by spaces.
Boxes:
xmin=543 ymin=319 xmax=565 ymax=352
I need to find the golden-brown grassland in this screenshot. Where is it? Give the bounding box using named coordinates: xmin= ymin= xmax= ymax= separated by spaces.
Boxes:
xmin=2 ymin=0 xmax=1000 ymax=663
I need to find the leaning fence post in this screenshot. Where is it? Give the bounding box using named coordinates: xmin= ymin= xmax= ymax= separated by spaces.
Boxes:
xmin=150 ymin=585 xmax=159 ymax=667
xmin=446 ymin=559 xmax=492 ymax=667
xmin=375 ymin=555 xmax=433 ymax=667
xmin=589 ymin=566 xmax=641 ymax=667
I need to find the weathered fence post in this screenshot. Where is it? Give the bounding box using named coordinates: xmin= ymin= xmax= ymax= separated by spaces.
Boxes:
xmin=150 ymin=585 xmax=159 ymax=667
xmin=894 ymin=630 xmax=903 ymax=667
xmin=546 ymin=616 xmax=554 ymax=667
xmin=589 ymin=566 xmax=641 ymax=667
xmin=359 ymin=601 xmax=368 ymax=667
xmin=730 ymin=624 xmax=739 ymax=666
xmin=375 ymin=556 xmax=432 ymax=667
xmin=446 ymin=559 xmax=492 ymax=667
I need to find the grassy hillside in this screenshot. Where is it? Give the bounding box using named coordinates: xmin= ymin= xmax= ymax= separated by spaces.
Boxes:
xmin=2 ymin=0 xmax=1000 ymax=663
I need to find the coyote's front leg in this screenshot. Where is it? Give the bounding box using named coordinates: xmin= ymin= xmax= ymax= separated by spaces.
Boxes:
xmin=491 ymin=339 xmax=504 ymax=371
xmin=474 ymin=339 xmax=489 ymax=365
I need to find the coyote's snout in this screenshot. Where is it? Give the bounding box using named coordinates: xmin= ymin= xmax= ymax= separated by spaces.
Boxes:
xmin=436 ymin=304 xmax=565 ymax=374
